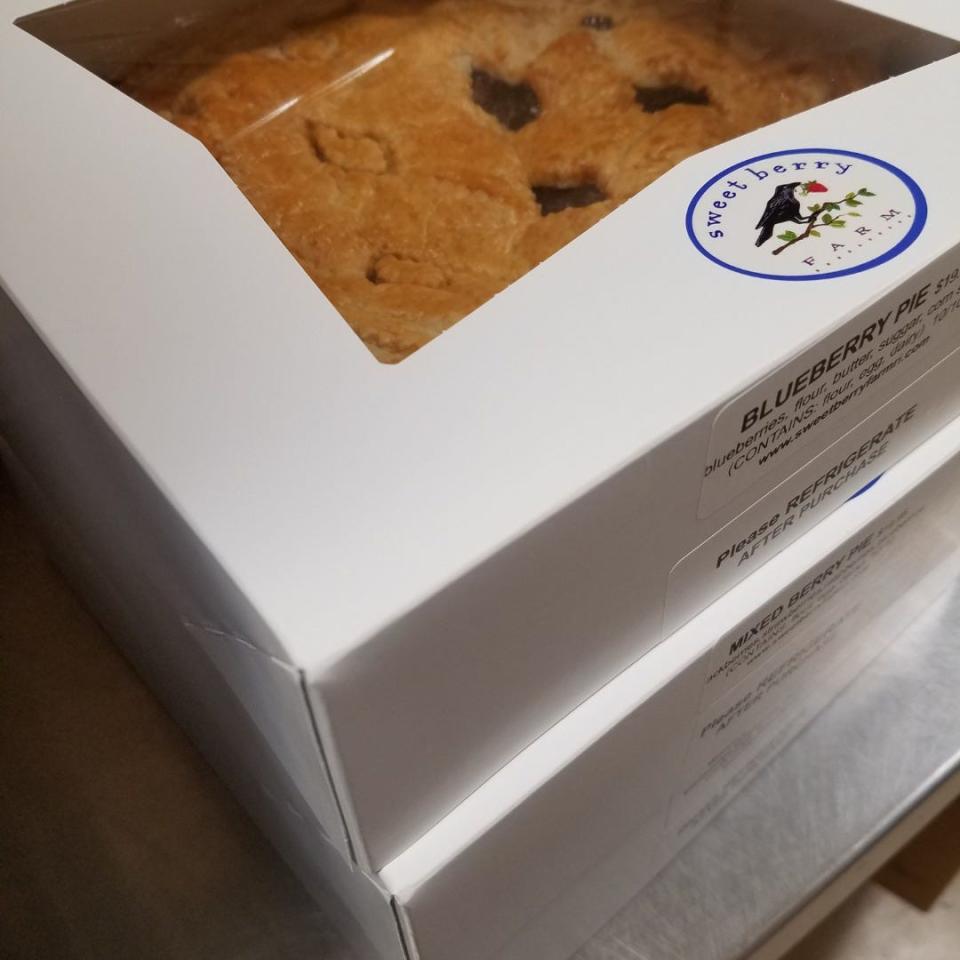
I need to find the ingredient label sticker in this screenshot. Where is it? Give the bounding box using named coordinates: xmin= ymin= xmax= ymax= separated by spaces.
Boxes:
xmin=666 ymin=343 xmax=960 ymax=636
xmin=699 ymin=246 xmax=960 ymax=517
xmin=670 ymin=493 xmax=956 ymax=836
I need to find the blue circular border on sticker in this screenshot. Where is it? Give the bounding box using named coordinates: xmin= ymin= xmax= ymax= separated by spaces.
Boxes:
xmin=685 ymin=148 xmax=927 ymax=282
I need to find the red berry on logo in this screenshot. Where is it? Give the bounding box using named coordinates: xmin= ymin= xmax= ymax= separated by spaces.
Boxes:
xmin=805 ymin=181 xmax=828 ymax=193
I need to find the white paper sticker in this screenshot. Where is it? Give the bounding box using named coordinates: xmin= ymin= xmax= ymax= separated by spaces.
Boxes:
xmin=669 ymin=496 xmax=955 ymax=836
xmin=687 ymin=148 xmax=925 ymax=282
xmin=667 ymin=343 xmax=960 ymax=636
xmin=699 ymin=246 xmax=960 ymax=517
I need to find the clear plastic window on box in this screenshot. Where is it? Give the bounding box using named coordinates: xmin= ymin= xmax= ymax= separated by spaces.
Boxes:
xmin=17 ymin=0 xmax=957 ymax=361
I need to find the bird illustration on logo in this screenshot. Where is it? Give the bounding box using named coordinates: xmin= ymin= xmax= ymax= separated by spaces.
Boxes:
xmin=754 ymin=181 xmax=876 ymax=256
xmin=687 ymin=148 xmax=921 ymax=280
xmin=754 ymin=181 xmax=828 ymax=247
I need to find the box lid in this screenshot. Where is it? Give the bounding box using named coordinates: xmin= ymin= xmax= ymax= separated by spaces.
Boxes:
xmin=3 ymin=1 xmax=960 ymax=674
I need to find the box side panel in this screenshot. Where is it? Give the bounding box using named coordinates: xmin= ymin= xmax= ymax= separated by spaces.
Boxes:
xmin=2 ymin=447 xmax=406 ymax=960
xmin=0 ymin=287 xmax=352 ymax=861
xmin=493 ymin=527 xmax=960 ymax=960
xmin=393 ymin=429 xmax=960 ymax=960
xmin=321 ymin=235 xmax=960 ymax=871
xmin=392 ymin=664 xmax=702 ymax=960
xmin=487 ymin=606 xmax=913 ymax=960
xmin=320 ymin=237 xmax=960 ymax=870
xmin=314 ymin=443 xmax=670 ymax=870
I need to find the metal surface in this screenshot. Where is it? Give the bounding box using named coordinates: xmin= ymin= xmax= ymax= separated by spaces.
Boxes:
xmin=576 ymin=578 xmax=960 ymax=960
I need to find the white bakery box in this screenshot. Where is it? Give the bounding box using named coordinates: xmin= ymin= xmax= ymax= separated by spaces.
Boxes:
xmin=3 ymin=0 xmax=960 ymax=908
xmin=11 ymin=375 xmax=960 ymax=960
xmin=3 ymin=0 xmax=960 ymax=876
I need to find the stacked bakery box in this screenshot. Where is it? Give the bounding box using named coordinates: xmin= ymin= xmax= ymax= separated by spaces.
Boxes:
xmin=3 ymin=0 xmax=960 ymax=957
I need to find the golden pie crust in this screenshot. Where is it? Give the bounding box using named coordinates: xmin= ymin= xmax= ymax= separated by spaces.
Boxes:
xmin=124 ymin=0 xmax=877 ymax=361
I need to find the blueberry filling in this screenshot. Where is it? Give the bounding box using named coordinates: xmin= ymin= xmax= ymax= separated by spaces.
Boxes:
xmin=532 ymin=183 xmax=607 ymax=215
xmin=581 ymin=13 xmax=614 ymax=30
xmin=471 ymin=68 xmax=541 ymax=131
xmin=634 ymin=84 xmax=709 ymax=113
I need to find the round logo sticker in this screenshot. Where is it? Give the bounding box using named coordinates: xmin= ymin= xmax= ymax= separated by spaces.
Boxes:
xmin=686 ymin=148 xmax=926 ymax=281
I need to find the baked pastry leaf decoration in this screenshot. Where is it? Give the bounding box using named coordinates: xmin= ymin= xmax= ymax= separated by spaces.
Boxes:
xmin=634 ymin=84 xmax=710 ymax=113
xmin=471 ymin=68 xmax=541 ymax=131
xmin=533 ymin=183 xmax=607 ymax=215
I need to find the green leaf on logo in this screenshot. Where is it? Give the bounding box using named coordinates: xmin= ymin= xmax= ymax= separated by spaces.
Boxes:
xmin=829 ymin=220 xmax=846 ymax=228
xmin=778 ymin=231 xmax=798 ymax=242
xmin=822 ymin=214 xmax=833 ymax=224
xmin=845 ymin=199 xmax=862 ymax=207
xmin=846 ymin=192 xmax=855 ymax=200
xmin=810 ymin=230 xmax=822 ymax=238
xmin=859 ymin=188 xmax=876 ymax=197
xmin=847 ymin=211 xmax=862 ymax=217
xmin=808 ymin=204 xmax=822 ymax=212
